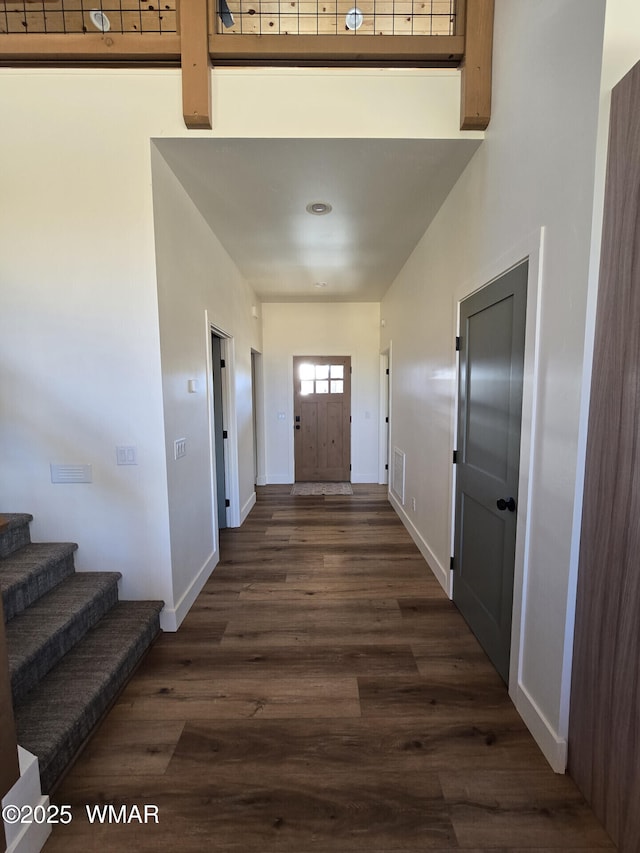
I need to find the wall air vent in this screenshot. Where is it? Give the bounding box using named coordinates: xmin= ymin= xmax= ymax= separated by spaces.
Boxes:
xmin=391 ymin=447 xmax=405 ymax=505
xmin=50 ymin=464 xmax=92 ymax=484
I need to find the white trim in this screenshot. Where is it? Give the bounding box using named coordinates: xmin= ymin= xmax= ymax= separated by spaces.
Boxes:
xmin=378 ymin=351 xmax=390 ymax=485
xmin=389 ymin=489 xmax=450 ymax=595
xmin=508 ymin=231 xmax=552 ymax=766
xmin=222 ymin=335 xmax=240 ymax=528
xmin=204 ymin=312 xmax=220 ymax=562
xmin=3 ymin=748 xmax=51 ymax=853
xmin=391 ymin=447 xmax=406 ymax=505
xmin=515 ymin=682 xmax=567 ymax=773
xmin=241 ymin=490 xmax=256 ymax=523
xmin=449 ymin=308 xmax=460 ymax=590
xmin=386 ymin=342 xmax=394 ymax=490
xmin=287 ymin=357 xmax=296 ymax=483
xmin=160 ymin=549 xmax=217 ymax=632
xmin=251 ymin=349 xmax=267 ymax=489
xmin=207 ymin=317 xmax=242 ymax=529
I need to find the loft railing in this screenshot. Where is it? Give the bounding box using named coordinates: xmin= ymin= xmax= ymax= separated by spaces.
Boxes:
xmin=217 ymin=0 xmax=459 ymax=36
xmin=1 ymin=0 xmax=454 ymax=36
xmin=0 ymin=2 xmax=177 ymax=34
xmin=0 ymin=0 xmax=493 ymax=130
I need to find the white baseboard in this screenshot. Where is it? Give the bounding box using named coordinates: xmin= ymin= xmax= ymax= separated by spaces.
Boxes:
xmin=3 ymin=748 xmax=51 ymax=853
xmin=241 ymin=491 xmax=256 ymax=523
xmin=256 ymin=476 xmax=267 ymax=486
xmin=265 ymin=475 xmax=294 ymax=485
xmin=514 ymin=682 xmax=567 ymax=773
xmin=388 ymin=491 xmax=451 ymax=596
xmin=160 ymin=549 xmax=218 ymax=632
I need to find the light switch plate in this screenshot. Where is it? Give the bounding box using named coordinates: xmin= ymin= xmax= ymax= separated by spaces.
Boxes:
xmin=116 ymin=446 xmax=137 ymax=465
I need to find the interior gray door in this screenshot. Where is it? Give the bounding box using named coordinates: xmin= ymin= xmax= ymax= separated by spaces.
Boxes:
xmin=453 ymin=262 xmax=527 ymax=683
xmin=211 ymin=333 xmax=227 ymax=530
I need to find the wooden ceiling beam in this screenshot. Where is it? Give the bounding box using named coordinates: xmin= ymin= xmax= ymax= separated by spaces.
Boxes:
xmin=178 ymin=0 xmax=212 ymax=130
xmin=208 ymin=34 xmax=464 ymax=65
xmin=0 ymin=33 xmax=180 ymax=62
xmin=460 ymin=0 xmax=494 ymax=130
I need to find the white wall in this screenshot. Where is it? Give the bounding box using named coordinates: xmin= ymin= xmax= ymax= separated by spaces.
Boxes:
xmin=0 ymin=71 xmax=178 ymax=610
xmin=262 ymin=303 xmax=381 ymax=483
xmin=567 ymin=0 xmax=640 ymax=745
xmin=381 ymin=0 xmax=607 ymax=771
xmin=0 ymin=65 xmax=471 ymax=626
xmin=2 ymin=0 xmax=633 ymax=779
xmin=209 ymin=67 xmax=481 ymax=140
xmin=151 ymin=146 xmax=262 ymax=630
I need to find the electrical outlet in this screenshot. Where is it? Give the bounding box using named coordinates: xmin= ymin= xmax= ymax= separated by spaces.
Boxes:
xmin=174 ymin=438 xmax=186 ymax=460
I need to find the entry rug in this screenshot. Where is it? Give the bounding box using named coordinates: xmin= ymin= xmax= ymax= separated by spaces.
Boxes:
xmin=291 ymin=482 xmax=353 ymax=496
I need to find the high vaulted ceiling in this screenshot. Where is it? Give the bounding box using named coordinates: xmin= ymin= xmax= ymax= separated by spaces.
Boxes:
xmin=155 ymin=137 xmax=481 ymax=302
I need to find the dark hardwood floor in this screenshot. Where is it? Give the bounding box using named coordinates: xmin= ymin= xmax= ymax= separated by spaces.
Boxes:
xmin=45 ymin=485 xmax=614 ymax=851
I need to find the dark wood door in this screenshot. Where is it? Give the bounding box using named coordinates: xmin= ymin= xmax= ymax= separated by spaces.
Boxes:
xmin=569 ymin=60 xmax=640 ymax=853
xmin=294 ymin=356 xmax=351 ymax=482
xmin=453 ymin=262 xmax=528 ymax=683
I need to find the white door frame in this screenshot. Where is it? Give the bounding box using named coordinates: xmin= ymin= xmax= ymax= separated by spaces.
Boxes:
xmin=379 ymin=349 xmax=390 ymax=485
xmin=251 ymin=349 xmax=267 ymax=487
xmin=452 ymin=228 xmax=544 ymax=715
xmin=206 ymin=313 xmax=240 ymax=529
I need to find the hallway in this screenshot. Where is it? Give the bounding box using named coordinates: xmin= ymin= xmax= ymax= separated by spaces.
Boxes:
xmin=45 ymin=486 xmax=613 ymax=851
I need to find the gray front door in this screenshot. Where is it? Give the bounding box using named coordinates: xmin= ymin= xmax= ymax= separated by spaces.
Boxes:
xmin=453 ymin=262 xmax=527 ymax=683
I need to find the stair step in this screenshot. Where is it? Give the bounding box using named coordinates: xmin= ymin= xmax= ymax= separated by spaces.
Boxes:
xmin=15 ymin=599 xmax=163 ymax=793
xmin=7 ymin=572 xmax=122 ymax=704
xmin=0 ymin=513 xmax=33 ymax=558
xmin=1 ymin=542 xmax=78 ymax=622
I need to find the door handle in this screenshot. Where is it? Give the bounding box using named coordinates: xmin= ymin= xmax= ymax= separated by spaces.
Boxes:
xmin=295 ymin=425 xmax=300 ymax=430
xmin=496 ymin=497 xmax=516 ymax=512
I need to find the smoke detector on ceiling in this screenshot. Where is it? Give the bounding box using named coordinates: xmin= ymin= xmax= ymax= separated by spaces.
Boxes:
xmin=306 ymin=201 xmax=332 ymax=215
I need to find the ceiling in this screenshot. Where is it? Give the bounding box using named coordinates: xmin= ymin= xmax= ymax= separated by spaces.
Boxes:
xmin=155 ymin=137 xmax=481 ymax=303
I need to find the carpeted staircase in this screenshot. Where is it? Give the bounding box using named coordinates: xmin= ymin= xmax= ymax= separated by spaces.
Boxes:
xmin=0 ymin=513 xmax=163 ymax=793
